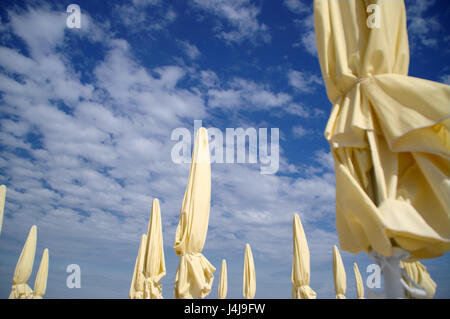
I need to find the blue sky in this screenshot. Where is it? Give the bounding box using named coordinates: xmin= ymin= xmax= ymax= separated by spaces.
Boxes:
xmin=0 ymin=0 xmax=449 ymax=299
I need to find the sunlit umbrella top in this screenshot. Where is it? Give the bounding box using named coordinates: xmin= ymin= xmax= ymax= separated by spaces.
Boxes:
xmin=314 ymin=0 xmax=450 ymax=259
xmin=353 ymin=262 xmax=364 ymax=299
xmin=174 ymin=127 xmax=215 ymax=298
xmin=33 ymin=248 xmax=49 ymax=299
xmin=291 ymin=213 xmax=316 ymax=299
xmin=333 ymin=245 xmax=346 ymax=299
xmin=243 ymin=244 xmax=256 ymax=299
xmin=218 ymin=259 xmax=227 ymax=299
xmin=129 ymin=234 xmax=147 ymax=299
xmin=9 ymin=225 xmax=36 ymax=299
xmin=143 ymin=198 xmax=166 ymax=299
xmin=0 ymin=185 xmax=5 ymax=234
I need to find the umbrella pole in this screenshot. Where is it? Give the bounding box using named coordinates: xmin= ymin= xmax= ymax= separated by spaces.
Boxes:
xmin=382 ymin=255 xmax=405 ymax=299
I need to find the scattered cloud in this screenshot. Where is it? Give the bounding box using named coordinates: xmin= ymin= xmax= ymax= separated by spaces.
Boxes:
xmin=177 ymin=40 xmax=201 ymax=60
xmin=292 ymin=125 xmax=312 ymax=139
xmin=190 ymin=0 xmax=271 ymax=44
xmin=283 ymin=0 xmax=309 ymax=15
xmin=406 ymin=0 xmax=440 ymax=48
xmin=288 ymin=69 xmax=322 ymax=93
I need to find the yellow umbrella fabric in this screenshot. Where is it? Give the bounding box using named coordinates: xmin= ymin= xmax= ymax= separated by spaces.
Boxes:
xmin=353 ymin=262 xmax=364 ymax=299
xmin=143 ymin=198 xmax=166 ymax=299
xmin=218 ymin=259 xmax=227 ymax=299
xmin=174 ymin=127 xmax=215 ymax=299
xmin=33 ymin=248 xmax=49 ymax=299
xmin=0 ymin=185 xmax=5 ymax=234
xmin=129 ymin=234 xmax=147 ymax=299
xmin=314 ymin=0 xmax=450 ymax=260
xmin=243 ymin=244 xmax=256 ymax=299
xmin=333 ymin=245 xmax=346 ymax=299
xmin=9 ymin=225 xmax=37 ymax=299
xmin=291 ymin=213 xmax=316 ymax=299
xmin=401 ymin=261 xmax=436 ymax=298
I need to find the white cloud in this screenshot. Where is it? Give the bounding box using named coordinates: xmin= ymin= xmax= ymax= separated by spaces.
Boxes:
xmin=440 ymin=74 xmax=450 ymax=85
xmin=191 ymin=0 xmax=270 ymax=44
xmin=178 ymin=40 xmax=201 ymax=60
xmin=288 ymin=69 xmax=322 ymax=92
xmin=406 ymin=0 xmax=440 ymax=48
xmin=292 ymin=125 xmax=311 ymax=139
xmin=283 ymin=0 xmax=309 ymax=14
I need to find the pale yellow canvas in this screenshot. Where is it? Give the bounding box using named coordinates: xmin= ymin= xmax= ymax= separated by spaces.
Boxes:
xmin=129 ymin=234 xmax=147 ymax=299
xmin=0 ymin=185 xmax=5 ymax=234
xmin=291 ymin=213 xmax=316 ymax=299
xmin=243 ymin=244 xmax=256 ymax=299
xmin=401 ymin=260 xmax=436 ymax=298
xmin=143 ymin=198 xmax=166 ymax=299
xmin=314 ymin=0 xmax=450 ymax=259
xmin=9 ymin=225 xmax=36 ymax=299
xmin=333 ymin=245 xmax=346 ymax=299
xmin=33 ymin=248 xmax=49 ymax=299
xmin=174 ymin=127 xmax=215 ymax=298
xmin=218 ymin=259 xmax=227 ymax=299
xmin=353 ymin=262 xmax=364 ymax=299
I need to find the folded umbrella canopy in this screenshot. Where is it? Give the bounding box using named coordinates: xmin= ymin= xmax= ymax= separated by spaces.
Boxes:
xmin=353 ymin=262 xmax=364 ymax=299
xmin=33 ymin=248 xmax=49 ymax=299
xmin=333 ymin=245 xmax=346 ymax=299
xmin=143 ymin=198 xmax=166 ymax=299
xmin=292 ymin=213 xmax=316 ymax=299
xmin=129 ymin=234 xmax=147 ymax=299
xmin=174 ymin=127 xmax=215 ymax=298
xmin=218 ymin=259 xmax=227 ymax=299
xmin=314 ymin=0 xmax=450 ymax=297
xmin=243 ymin=244 xmax=256 ymax=299
xmin=0 ymin=185 xmax=5 ymax=234
xmin=9 ymin=225 xmax=36 ymax=299
xmin=401 ymin=260 xmax=436 ymax=298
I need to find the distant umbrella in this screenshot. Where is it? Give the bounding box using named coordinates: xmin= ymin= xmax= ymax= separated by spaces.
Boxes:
xmin=174 ymin=127 xmax=215 ymax=298
xmin=333 ymin=245 xmax=346 ymax=299
xmin=0 ymin=185 xmax=6 ymax=234
xmin=33 ymin=248 xmax=49 ymax=299
xmin=243 ymin=244 xmax=255 ymax=299
xmin=9 ymin=225 xmax=36 ymax=299
xmin=129 ymin=234 xmax=147 ymax=299
xmin=291 ymin=213 xmax=316 ymax=299
xmin=218 ymin=259 xmax=227 ymax=299
xmin=353 ymin=263 xmax=364 ymax=299
xmin=143 ymin=199 xmax=166 ymax=299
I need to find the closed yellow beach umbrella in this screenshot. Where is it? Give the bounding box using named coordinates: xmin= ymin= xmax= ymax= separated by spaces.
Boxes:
xmin=9 ymin=225 xmax=36 ymax=299
xmin=174 ymin=127 xmax=215 ymax=298
xmin=401 ymin=261 xmax=436 ymax=299
xmin=33 ymin=248 xmax=49 ymax=299
xmin=291 ymin=213 xmax=316 ymax=299
xmin=314 ymin=0 xmax=450 ymax=297
xmin=129 ymin=234 xmax=147 ymax=299
xmin=143 ymin=198 xmax=166 ymax=299
xmin=353 ymin=263 xmax=364 ymax=299
xmin=333 ymin=245 xmax=346 ymax=299
xmin=243 ymin=244 xmax=255 ymax=299
xmin=0 ymin=185 xmax=5 ymax=234
xmin=218 ymin=259 xmax=227 ymax=299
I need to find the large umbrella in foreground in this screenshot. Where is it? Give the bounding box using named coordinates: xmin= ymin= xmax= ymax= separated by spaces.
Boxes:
xmin=243 ymin=244 xmax=255 ymax=299
xmin=9 ymin=225 xmax=36 ymax=299
xmin=218 ymin=259 xmax=227 ymax=299
xmin=0 ymin=185 xmax=5 ymax=234
xmin=129 ymin=234 xmax=147 ymax=299
xmin=292 ymin=213 xmax=316 ymax=299
xmin=353 ymin=263 xmax=364 ymax=299
xmin=33 ymin=248 xmax=49 ymax=299
xmin=174 ymin=127 xmax=215 ymax=298
xmin=401 ymin=261 xmax=436 ymax=298
xmin=143 ymin=198 xmax=166 ymax=299
xmin=333 ymin=245 xmax=346 ymax=299
xmin=314 ymin=0 xmax=450 ymax=297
